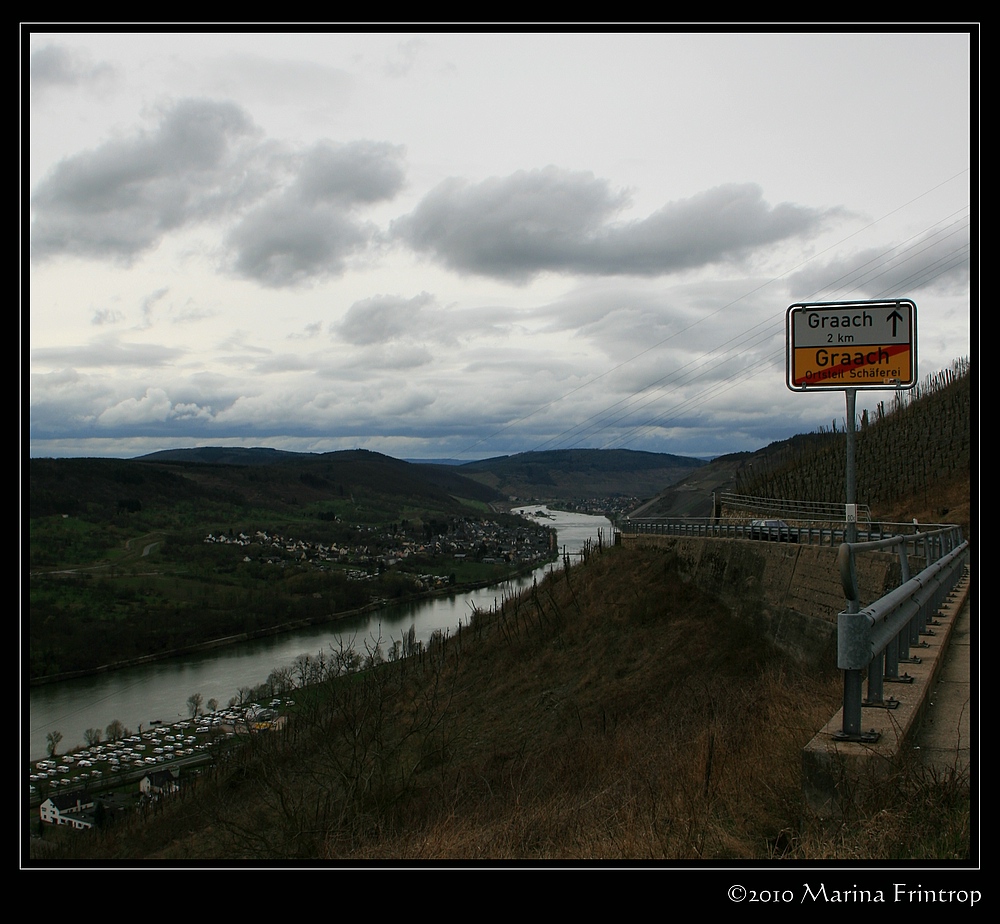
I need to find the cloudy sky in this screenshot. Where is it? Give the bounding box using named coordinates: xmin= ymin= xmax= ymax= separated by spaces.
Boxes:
xmin=26 ymin=30 xmax=973 ymax=462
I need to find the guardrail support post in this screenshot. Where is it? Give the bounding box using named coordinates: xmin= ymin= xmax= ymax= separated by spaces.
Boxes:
xmin=836 ymin=601 xmax=880 ymax=741
xmin=840 ymin=666 xmax=865 ymax=739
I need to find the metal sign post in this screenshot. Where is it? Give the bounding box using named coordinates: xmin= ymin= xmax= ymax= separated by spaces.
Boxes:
xmin=846 ymin=388 xmax=857 ymax=544
xmin=786 ymin=299 xmax=917 ymax=741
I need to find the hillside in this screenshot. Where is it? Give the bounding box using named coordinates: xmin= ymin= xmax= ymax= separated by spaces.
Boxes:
xmin=734 ymin=359 xmax=972 ymax=534
xmin=444 ymin=448 xmax=707 ymax=502
xmin=29 ymin=546 xmax=839 ymax=861
xmin=35 ymin=530 xmax=969 ymax=862
xmin=632 ymin=359 xmax=972 ymax=533
xmin=29 ymin=450 xmax=499 ymax=521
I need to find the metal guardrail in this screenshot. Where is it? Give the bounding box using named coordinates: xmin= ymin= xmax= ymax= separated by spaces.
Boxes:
xmin=719 ymin=493 xmax=873 ymax=525
xmin=621 ymin=517 xmax=905 ymax=547
xmin=835 ymin=525 xmax=969 ymax=741
xmin=620 ymin=517 xmax=970 ymax=743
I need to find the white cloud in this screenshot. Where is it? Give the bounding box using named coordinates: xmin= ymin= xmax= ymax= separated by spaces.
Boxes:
xmin=95 ymin=388 xmax=217 ymax=427
xmin=337 ymin=292 xmax=434 ymax=345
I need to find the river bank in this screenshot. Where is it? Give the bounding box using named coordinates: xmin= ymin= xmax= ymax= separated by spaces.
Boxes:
xmin=28 ymin=557 xmax=559 ymax=688
xmin=28 ymin=507 xmax=611 ymax=760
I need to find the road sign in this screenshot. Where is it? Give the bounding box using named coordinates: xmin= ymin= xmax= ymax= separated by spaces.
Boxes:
xmin=786 ymin=299 xmax=916 ymax=391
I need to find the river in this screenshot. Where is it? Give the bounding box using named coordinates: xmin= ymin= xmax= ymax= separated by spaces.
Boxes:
xmin=26 ymin=507 xmax=612 ymax=761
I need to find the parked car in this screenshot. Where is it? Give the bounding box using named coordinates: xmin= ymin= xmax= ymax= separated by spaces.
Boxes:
xmin=749 ymin=519 xmax=796 ymax=542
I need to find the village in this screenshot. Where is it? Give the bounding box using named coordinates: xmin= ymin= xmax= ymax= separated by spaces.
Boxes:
xmin=202 ymin=514 xmax=559 ymax=582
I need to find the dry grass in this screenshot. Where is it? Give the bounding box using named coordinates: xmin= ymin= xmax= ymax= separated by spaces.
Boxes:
xmin=39 ymin=545 xmax=872 ymax=862
xmin=874 ymin=470 xmax=972 ymax=540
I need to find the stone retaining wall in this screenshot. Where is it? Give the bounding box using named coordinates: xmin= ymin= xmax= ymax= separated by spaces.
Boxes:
xmin=620 ymin=534 xmax=900 ymax=664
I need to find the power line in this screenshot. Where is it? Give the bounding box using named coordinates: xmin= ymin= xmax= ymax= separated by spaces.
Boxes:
xmin=472 ymin=169 xmax=971 ymax=456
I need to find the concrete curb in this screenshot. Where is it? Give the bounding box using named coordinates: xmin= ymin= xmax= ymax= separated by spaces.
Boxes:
xmin=801 ymin=566 xmax=972 ymax=817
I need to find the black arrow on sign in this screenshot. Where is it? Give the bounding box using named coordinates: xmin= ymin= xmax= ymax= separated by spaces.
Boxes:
xmin=888 ymin=309 xmax=903 ymax=337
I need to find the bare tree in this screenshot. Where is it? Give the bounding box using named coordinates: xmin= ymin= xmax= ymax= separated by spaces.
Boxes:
xmin=46 ymin=730 xmax=62 ymax=757
xmin=402 ymin=623 xmax=417 ymax=658
xmin=330 ymin=636 xmax=362 ymax=675
xmin=84 ymin=728 xmax=102 ymax=746
xmin=267 ymin=666 xmax=294 ymax=696
xmin=187 ymin=692 xmax=204 ymax=718
xmin=105 ymin=719 xmax=127 ymax=741
xmin=207 ymin=698 xmax=219 ymax=713
xmin=212 ymin=626 xmax=460 ymax=858
xmin=294 ymin=653 xmax=312 ymax=688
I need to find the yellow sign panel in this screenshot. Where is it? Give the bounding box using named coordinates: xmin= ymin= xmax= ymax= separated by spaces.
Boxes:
xmin=790 ymin=344 xmax=913 ymax=388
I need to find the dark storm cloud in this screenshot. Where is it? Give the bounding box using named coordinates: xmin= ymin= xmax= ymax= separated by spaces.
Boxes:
xmin=338 ymin=292 xmax=434 ymax=345
xmin=598 ymin=184 xmax=832 ymax=273
xmin=394 ymin=168 xmax=832 ymax=281
xmin=224 ymin=140 xmax=405 ymax=287
xmin=225 ymin=200 xmax=370 ymax=287
xmin=30 ymin=44 xmax=115 ymax=91
xmin=295 ymin=140 xmax=405 ymax=205
xmin=30 ymin=99 xmax=260 ymax=262
xmin=788 ymin=222 xmax=971 ymax=299
xmin=393 ymin=167 xmax=626 ymax=281
xmin=30 ymin=100 xmax=408 ymax=287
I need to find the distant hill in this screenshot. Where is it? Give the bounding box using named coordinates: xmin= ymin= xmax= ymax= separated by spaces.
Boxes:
xmin=439 ymin=448 xmax=707 ymax=501
xmin=28 ymin=448 xmax=505 ymax=521
xmin=629 ymin=434 xmax=840 ymax=518
xmin=628 ymin=451 xmax=755 ymax=518
xmin=29 ymin=447 xmax=709 ymax=523
xmin=136 ymin=447 xmax=304 ymax=466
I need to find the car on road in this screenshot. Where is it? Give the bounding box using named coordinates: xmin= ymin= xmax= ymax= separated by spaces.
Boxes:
xmin=749 ymin=519 xmax=796 ymax=542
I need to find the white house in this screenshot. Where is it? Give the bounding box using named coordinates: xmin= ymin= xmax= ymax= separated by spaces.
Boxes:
xmin=39 ymin=791 xmax=95 ymax=828
xmin=139 ymin=769 xmax=180 ymax=796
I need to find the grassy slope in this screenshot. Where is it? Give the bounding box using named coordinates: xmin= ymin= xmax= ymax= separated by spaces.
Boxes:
xmin=39 ymin=547 xmax=841 ymax=860
xmin=37 ymin=532 xmax=969 ymax=861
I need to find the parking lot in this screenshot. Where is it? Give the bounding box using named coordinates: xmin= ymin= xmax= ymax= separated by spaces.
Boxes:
xmin=27 ymin=709 xmax=252 ymax=802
